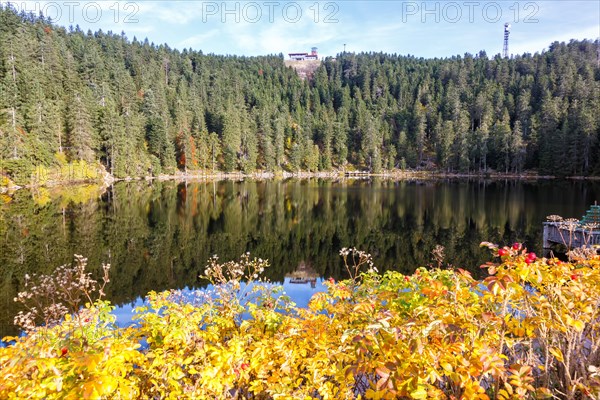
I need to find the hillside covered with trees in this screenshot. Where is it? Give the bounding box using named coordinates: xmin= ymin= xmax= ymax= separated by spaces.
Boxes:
xmin=1 ymin=5 xmax=599 ymax=184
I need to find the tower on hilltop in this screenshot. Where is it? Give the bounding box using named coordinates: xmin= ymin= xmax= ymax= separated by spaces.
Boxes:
xmin=503 ymin=23 xmax=511 ymax=58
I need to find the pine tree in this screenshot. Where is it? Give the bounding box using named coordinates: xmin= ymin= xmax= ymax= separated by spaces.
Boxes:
xmin=510 ymin=121 xmax=525 ymax=173
xmin=66 ymin=90 xmax=96 ymax=162
xmin=1 ymin=5 xmax=599 ymax=182
xmin=221 ymin=105 xmax=242 ymax=172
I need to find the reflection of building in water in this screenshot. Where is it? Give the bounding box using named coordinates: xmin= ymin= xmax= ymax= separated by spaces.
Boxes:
xmin=286 ymin=261 xmax=318 ymax=288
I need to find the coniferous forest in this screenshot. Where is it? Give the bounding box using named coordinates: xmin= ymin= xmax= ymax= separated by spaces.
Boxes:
xmin=1 ymin=5 xmax=599 ymax=184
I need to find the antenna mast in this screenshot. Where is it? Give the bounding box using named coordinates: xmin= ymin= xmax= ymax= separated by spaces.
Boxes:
xmin=503 ymin=23 xmax=511 ymax=58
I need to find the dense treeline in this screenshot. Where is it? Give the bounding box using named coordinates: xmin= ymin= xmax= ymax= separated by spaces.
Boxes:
xmin=1 ymin=5 xmax=599 ymax=182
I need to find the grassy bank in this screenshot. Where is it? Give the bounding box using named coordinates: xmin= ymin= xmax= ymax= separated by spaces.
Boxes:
xmin=0 ymin=165 xmax=561 ymax=194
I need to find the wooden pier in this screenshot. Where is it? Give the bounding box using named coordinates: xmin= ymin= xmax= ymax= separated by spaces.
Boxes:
xmin=344 ymin=171 xmax=371 ymax=177
xmin=542 ymin=222 xmax=600 ymax=249
xmin=543 ymin=204 xmax=600 ymax=249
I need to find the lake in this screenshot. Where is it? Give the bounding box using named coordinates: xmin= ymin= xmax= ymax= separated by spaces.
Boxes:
xmin=1 ymin=178 xmax=599 ymax=338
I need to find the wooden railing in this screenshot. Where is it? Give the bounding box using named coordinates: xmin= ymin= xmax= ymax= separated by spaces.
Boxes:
xmin=543 ymin=222 xmax=600 ymax=249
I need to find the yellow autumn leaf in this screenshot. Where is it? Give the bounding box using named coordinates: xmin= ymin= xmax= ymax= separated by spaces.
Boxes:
xmin=573 ymin=319 xmax=585 ymax=332
xmin=82 ymin=381 xmax=100 ymax=399
xmin=97 ymin=376 xmax=118 ymax=395
xmin=565 ymin=315 xmax=586 ymax=332
xmin=365 ymin=388 xmax=387 ymax=400
xmin=518 ymin=266 xmax=530 ymax=280
xmin=410 ymin=386 xmax=429 ymax=399
xmin=549 ymin=347 xmax=564 ymax=362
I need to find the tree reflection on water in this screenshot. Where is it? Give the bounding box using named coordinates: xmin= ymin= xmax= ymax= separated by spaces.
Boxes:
xmin=1 ymin=178 xmax=598 ymax=337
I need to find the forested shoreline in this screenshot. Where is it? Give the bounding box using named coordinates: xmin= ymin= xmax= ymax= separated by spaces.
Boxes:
xmin=1 ymin=5 xmax=599 ymax=186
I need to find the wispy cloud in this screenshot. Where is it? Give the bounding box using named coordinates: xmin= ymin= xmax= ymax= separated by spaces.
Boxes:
xmin=8 ymin=0 xmax=597 ymax=58
xmin=179 ymin=29 xmax=220 ymax=49
xmin=511 ymin=25 xmax=600 ymax=56
xmin=139 ymin=2 xmax=206 ymax=25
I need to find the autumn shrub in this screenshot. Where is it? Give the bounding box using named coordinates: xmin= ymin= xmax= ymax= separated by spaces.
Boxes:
xmin=480 ymin=242 xmax=600 ymax=399
xmin=1 ymin=256 xmax=144 ymax=399
xmin=0 ymin=157 xmax=104 ymax=187
xmin=12 ymin=255 xmax=109 ymax=332
xmin=1 ymin=245 xmax=600 ymax=399
xmin=0 ymin=159 xmax=35 ymax=186
xmin=0 ymin=173 xmax=16 ymax=189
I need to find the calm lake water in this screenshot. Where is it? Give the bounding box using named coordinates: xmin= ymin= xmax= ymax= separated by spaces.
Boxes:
xmin=1 ymin=178 xmax=599 ymax=337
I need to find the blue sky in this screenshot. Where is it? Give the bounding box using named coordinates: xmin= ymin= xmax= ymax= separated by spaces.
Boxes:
xmin=6 ymin=1 xmax=600 ymax=58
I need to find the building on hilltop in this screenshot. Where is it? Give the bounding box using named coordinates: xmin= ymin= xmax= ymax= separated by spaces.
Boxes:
xmin=288 ymin=47 xmax=318 ymax=61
